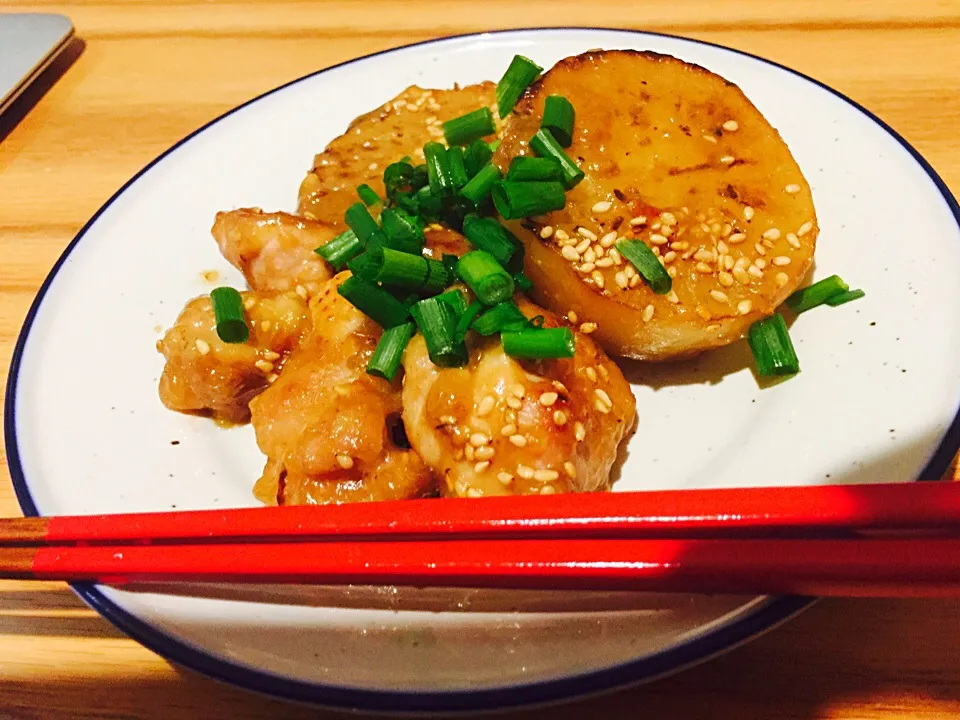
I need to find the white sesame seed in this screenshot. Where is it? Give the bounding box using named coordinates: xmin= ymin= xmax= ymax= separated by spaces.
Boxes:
xmin=631 ymin=273 xmax=643 ymax=286
xmin=717 ymin=241 xmax=729 ymax=255
xmin=695 ymin=262 xmax=713 ymax=273
xmin=648 ymin=233 xmax=668 ymax=246
xmin=578 ymin=262 xmax=596 ymax=274
xmin=594 ymin=388 xmax=613 ymax=408
xmin=563 ymin=461 xmax=577 ymax=478
xmin=498 ymin=472 xmax=514 ymax=485
xmin=762 ymin=228 xmax=781 ymax=240
xmin=642 ymin=304 xmax=655 ymax=322
xmin=724 ymin=255 xmax=735 ymax=270
xmin=539 ymin=392 xmax=559 ymax=407
xmin=776 ymin=272 xmax=789 ymax=287
xmin=470 ymin=432 xmax=491 ymax=447
xmin=554 ymin=228 xmax=569 ymax=241
xmin=500 ymin=423 xmax=517 ymax=437
xmin=475 ymin=445 xmax=495 ymax=461
xmin=773 ymin=256 xmax=791 ymax=266
xmin=660 ymin=212 xmax=677 ymax=226
xmin=561 ymin=245 xmax=581 ymax=262
xmin=798 ymin=221 xmax=814 ymax=236
xmin=579 ymin=322 xmax=597 ymax=334
xmin=594 ymin=399 xmax=611 ymax=414
xmin=592 ymin=201 xmax=612 ymax=214
xmin=748 ymin=264 xmax=763 ymax=279
xmin=517 ymin=464 xmax=535 ymax=480
xmin=476 ymin=395 xmax=495 ymax=417
xmin=574 ymin=422 xmax=586 ymax=441
xmin=534 ymin=469 xmax=560 ymax=482
xmin=266 ymin=373 xmax=279 ymax=383
xmin=466 ymin=487 xmax=483 ymax=498
xmin=368 ymin=163 xmax=379 ymax=171
xmin=728 ymin=233 xmax=746 ymax=244
xmin=718 ymin=271 xmax=734 ymax=287
xmin=262 ymin=350 xmax=280 ymax=361
xmin=585 ymin=367 xmax=598 ymax=382
xmin=722 ymin=120 xmax=739 ymax=132
xmin=662 ymin=251 xmax=677 ymax=264
xmin=666 ymin=290 xmax=680 ymax=303
xmin=600 ymin=231 xmax=618 ymax=247
xmin=592 ymin=271 xmax=605 ymax=289
xmin=629 ymin=216 xmax=648 ymax=227
xmin=464 ymin=445 xmax=475 ymax=461
xmin=785 ymin=184 xmax=801 ymax=194
xmin=615 ymin=271 xmax=628 ymax=289
xmin=506 ymin=396 xmax=522 ymax=410
xmin=737 ymin=299 xmax=753 ymax=315
xmin=336 ymin=454 xmax=354 ymax=470
xmin=720 ymin=155 xmax=735 ymax=165
xmin=577 ymin=227 xmax=598 ymax=241
xmin=540 ymin=226 xmax=554 ymax=239
xmin=756 ymin=258 xmax=767 ymax=269
xmin=786 ymin=233 xmax=801 ymax=248
xmin=573 ymin=238 xmax=591 ymax=254
xmin=243 ymin=297 xmax=256 ymax=310
xmin=509 ymin=434 xmax=527 ymax=448
xmin=694 ymin=249 xmax=715 ymax=262
xmin=472 ymin=461 xmax=489 ymax=474
xmin=703 ymin=134 xmax=718 ymax=144
xmin=596 ymin=256 xmax=614 ymax=269
xmin=255 ymin=360 xmax=274 ymax=373
xmin=567 ymin=310 xmax=578 ymax=324
xmin=670 ymin=240 xmax=689 ymax=251
xmin=710 ymin=290 xmax=729 ymax=303
xmin=553 ymin=410 xmax=568 ymax=426
xmin=510 ymin=383 xmax=525 ymax=398
xmin=195 ymin=339 xmax=210 ymax=355
xmin=540 ymin=485 xmax=557 ymax=495
xmin=744 ymin=206 xmax=755 ymax=221
xmin=733 ymin=266 xmax=751 ymax=284
xmin=754 ymin=243 xmax=767 ymax=256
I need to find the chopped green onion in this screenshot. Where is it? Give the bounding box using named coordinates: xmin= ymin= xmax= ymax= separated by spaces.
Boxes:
xmin=441 ymin=253 xmax=459 ymax=277
xmin=346 ymin=250 xmax=379 ymax=281
xmin=456 ymin=250 xmax=515 ymax=305
xmin=513 ymin=271 xmax=534 ymax=294
xmin=496 ymin=55 xmax=542 ymax=118
xmin=502 ymin=327 xmax=575 ymax=359
xmin=447 ymin=146 xmax=469 ymax=189
xmin=461 ymin=214 xmax=522 ymax=266
xmin=443 ymin=107 xmax=496 ymax=146
xmin=459 ymin=163 xmax=503 ymax=206
xmin=529 ymin=129 xmax=584 ymax=189
xmin=210 ymin=287 xmax=248 ymax=344
xmin=367 ymin=322 xmax=415 ymax=381
xmin=357 ymin=184 xmax=381 ymax=206
xmin=345 ymin=202 xmax=380 ymax=244
xmin=337 ymin=276 xmax=411 ymax=328
xmin=435 ymin=287 xmax=468 ymax=316
xmin=748 ymin=313 xmax=799 ymax=376
xmin=785 ymin=275 xmax=850 ymax=313
xmin=365 ymin=247 xmax=450 ymax=292
xmin=825 ymin=288 xmax=866 ymax=307
xmin=383 ymin=161 xmax=415 ymax=195
xmin=410 ymin=296 xmax=468 ymax=368
xmin=472 ymin=300 xmax=528 ymax=335
xmin=464 ymin=138 xmax=495 ymax=177
xmin=314 ymin=228 xmax=362 ymax=270
xmin=380 ymin=208 xmax=425 ymax=254
xmin=455 ymin=301 xmax=484 ymax=341
xmin=541 ymin=95 xmax=575 ymax=147
xmin=492 ymin=180 xmax=567 ymax=220
xmin=506 ymin=156 xmax=563 ymax=183
xmin=414 ymin=185 xmax=443 ymax=221
xmin=615 ymin=239 xmax=672 ymax=294
xmin=423 ymin=142 xmax=455 ymax=198
xmin=488 ymin=139 xmax=501 ymax=152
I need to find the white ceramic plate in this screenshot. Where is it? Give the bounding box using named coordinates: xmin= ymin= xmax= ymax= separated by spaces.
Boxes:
xmin=7 ymin=28 xmax=960 ymax=713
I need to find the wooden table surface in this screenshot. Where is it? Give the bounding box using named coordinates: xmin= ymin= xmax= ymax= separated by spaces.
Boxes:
xmin=2 ymin=1 xmax=960 ymax=718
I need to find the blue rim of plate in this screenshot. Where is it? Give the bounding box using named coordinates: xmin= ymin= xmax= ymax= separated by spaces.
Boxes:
xmin=6 ymin=26 xmax=960 ymax=715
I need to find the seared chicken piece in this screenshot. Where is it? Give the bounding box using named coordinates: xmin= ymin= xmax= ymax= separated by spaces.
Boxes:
xmin=495 ymin=50 xmax=817 ymax=360
xmin=249 ymin=272 xmax=435 ymax=505
xmin=297 ymin=83 xmax=497 ymax=226
xmin=402 ymin=298 xmax=636 ymax=497
xmin=211 ymin=209 xmax=336 ymax=296
xmin=157 ymin=291 xmax=310 ymax=423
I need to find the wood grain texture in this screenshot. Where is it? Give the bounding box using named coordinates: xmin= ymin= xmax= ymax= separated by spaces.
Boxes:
xmin=1 ymin=1 xmax=959 ymax=717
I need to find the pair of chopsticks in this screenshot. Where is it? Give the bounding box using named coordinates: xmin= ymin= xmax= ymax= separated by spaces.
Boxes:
xmin=3 ymin=482 xmax=960 ymax=597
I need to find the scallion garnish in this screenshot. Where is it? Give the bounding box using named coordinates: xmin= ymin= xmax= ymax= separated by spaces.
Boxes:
xmin=785 ymin=275 xmax=849 ymax=313
xmin=423 ymin=142 xmax=455 ymax=198
xmin=410 ymin=295 xmax=468 ymax=367
xmin=529 ymin=129 xmax=584 ymax=189
xmin=461 ymin=213 xmax=522 ymax=266
xmin=383 ymin=161 xmax=415 ymax=196
xmin=464 ymin=138 xmax=495 ymax=177
xmin=443 ymin=107 xmax=496 ymax=146
xmin=472 ymin=300 xmax=528 ymax=336
xmin=357 ymin=184 xmax=381 ymax=207
xmin=315 ymin=228 xmax=362 ymax=270
xmin=748 ymin=313 xmax=799 ymax=376
xmin=513 ymin=271 xmax=534 ymax=294
xmin=541 ymin=95 xmax=575 ymax=147
xmin=459 ymin=163 xmax=502 ymax=206
xmin=366 ymin=321 xmax=416 ymax=381
xmin=380 ymin=208 xmax=425 ymax=254
xmin=345 ymin=202 xmax=380 ymax=244
xmin=456 ymin=250 xmax=515 ymax=305
xmin=435 ymin=287 xmax=468 ymax=316
xmin=414 ymin=185 xmax=443 ymax=221
xmin=337 ymin=276 xmax=411 ymax=328
xmin=346 ymin=250 xmax=380 ymax=281
xmin=506 ymin=156 xmax=564 ymax=183
xmin=496 ymin=55 xmax=542 ymax=118
xmin=825 ymin=288 xmax=866 ymax=306
xmin=365 ymin=247 xmax=450 ymax=292
xmin=210 ymin=287 xmax=249 ymax=344
xmin=492 ymin=180 xmax=567 ymax=220
xmin=455 ymin=301 xmax=484 ymax=341
xmin=615 ymin=239 xmax=672 ymax=294
xmin=447 ymin=146 xmax=469 ymax=190
xmin=502 ymin=327 xmax=575 ymax=359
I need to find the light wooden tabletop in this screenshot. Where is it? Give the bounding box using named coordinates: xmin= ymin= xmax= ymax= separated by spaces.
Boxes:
xmin=2 ymin=2 xmax=960 ymax=718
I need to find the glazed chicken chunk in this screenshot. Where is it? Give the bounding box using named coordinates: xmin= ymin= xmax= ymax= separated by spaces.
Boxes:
xmin=157 ymin=291 xmax=310 ymax=423
xmin=402 ymin=298 xmax=636 ymax=497
xmin=249 ymin=272 xmax=435 ymax=505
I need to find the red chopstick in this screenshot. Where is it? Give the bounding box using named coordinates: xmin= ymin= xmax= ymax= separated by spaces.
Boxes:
xmin=3 ymin=482 xmax=959 ymax=546
xmin=1 ymin=482 xmax=959 ymax=597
